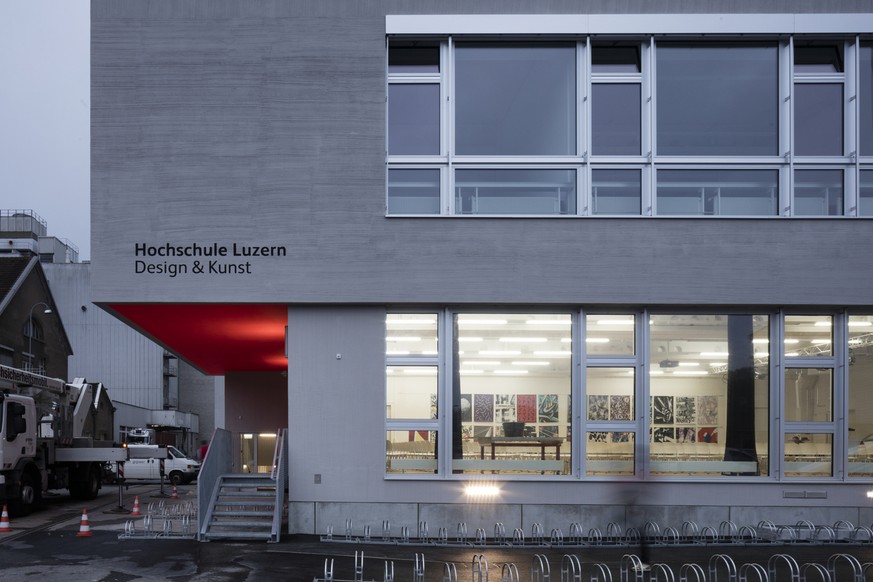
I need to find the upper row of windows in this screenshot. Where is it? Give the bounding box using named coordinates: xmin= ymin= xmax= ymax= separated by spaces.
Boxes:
xmin=386 ymin=38 xmax=873 ymax=217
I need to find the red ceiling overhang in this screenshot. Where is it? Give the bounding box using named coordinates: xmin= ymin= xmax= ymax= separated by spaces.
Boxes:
xmin=107 ymin=303 xmax=288 ymax=375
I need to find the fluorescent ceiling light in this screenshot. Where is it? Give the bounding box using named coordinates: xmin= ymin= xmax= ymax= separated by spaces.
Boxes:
xmin=498 ymin=337 xmax=547 ymax=343
xmin=386 ymin=350 xmax=410 ymax=356
xmin=479 ymin=350 xmax=521 ymax=356
xmin=811 ymin=339 xmax=832 ymax=344
xmin=754 ymin=352 xmax=769 ymax=358
xmin=597 ymin=319 xmax=634 ymax=325
xmin=460 ymin=370 xmax=484 ymax=375
xmin=463 ymin=360 xmax=500 ymax=366
xmin=849 ymin=321 xmax=872 ymax=327
xmin=386 ymin=336 xmax=421 ymax=342
xmin=420 ymin=350 xmax=438 ymax=355
xmin=784 ymin=352 xmax=799 ymax=357
xmin=814 ymin=321 xmax=832 ymax=327
xmin=533 ymin=350 xmax=571 ymax=357
xmin=674 ymin=370 xmax=708 ymax=375
xmin=526 ymin=319 xmax=571 ymax=325
xmin=700 ymin=352 xmax=729 ymax=357
xmin=458 ymin=318 xmax=508 ymax=325
xmin=677 ymin=362 xmax=699 ymax=367
xmin=561 ymin=337 xmax=572 ymax=343
xmin=458 ymin=337 xmax=483 ymax=342
xmin=585 ymin=337 xmax=609 ymax=343
xmin=783 ymin=339 xmax=799 ymax=344
xmin=494 ymin=369 xmax=528 ymax=375
xmin=511 ymin=361 xmax=550 ymax=366
xmin=709 ymin=362 xmax=727 ymax=367
xmin=752 ymin=338 xmax=769 ymax=344
xmin=649 ymin=370 xmax=664 ymax=375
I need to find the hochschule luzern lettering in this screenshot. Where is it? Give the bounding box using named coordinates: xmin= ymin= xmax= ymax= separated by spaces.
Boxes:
xmin=135 ymin=243 xmax=287 ymax=257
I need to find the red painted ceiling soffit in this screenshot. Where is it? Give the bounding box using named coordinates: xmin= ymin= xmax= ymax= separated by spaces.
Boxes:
xmin=108 ymin=303 xmax=288 ymax=375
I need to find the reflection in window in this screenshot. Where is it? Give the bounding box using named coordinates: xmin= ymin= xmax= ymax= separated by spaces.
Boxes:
xmin=388 ymin=84 xmax=440 ymax=155
xmin=388 ymin=169 xmax=440 ymax=214
xmin=784 ymin=315 xmax=832 ymax=357
xmin=386 ymin=313 xmax=438 ymax=355
xmin=586 ymin=432 xmax=635 ymax=476
xmin=389 ymin=45 xmax=439 ymax=74
xmin=386 ymin=430 xmax=437 ymax=474
xmin=657 ymin=44 xmax=778 ymax=156
xmin=783 ymin=433 xmax=832 ymax=477
xmin=587 ymin=368 xmax=635 ymax=421
xmin=862 ymin=45 xmax=873 ymax=156
xmin=794 ymin=169 xmax=843 ymax=216
xmin=592 ymin=84 xmax=641 ymax=155
xmin=649 ymin=314 xmax=769 ymax=477
xmin=794 ymin=84 xmax=843 ymax=156
xmin=586 ymin=314 xmax=635 ymax=355
xmin=451 ymin=313 xmax=571 ymax=475
xmin=784 ymin=369 xmax=833 ymax=422
xmin=455 ymin=169 xmax=576 ymax=215
xmin=848 ymin=315 xmax=873 ymax=477
xmin=455 ymin=44 xmax=576 ymax=155
xmin=592 ymin=45 xmax=641 ymax=73
xmin=591 ymin=169 xmax=641 ymax=215
xmin=656 ymin=169 xmax=778 ymax=216
xmin=386 ymin=367 xmax=438 ymax=420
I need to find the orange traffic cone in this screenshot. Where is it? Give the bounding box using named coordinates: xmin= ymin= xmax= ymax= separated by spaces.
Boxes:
xmin=171 ymin=485 xmax=178 ymax=500
xmin=0 ymin=505 xmax=11 ymax=532
xmin=76 ymin=508 xmax=93 ymax=537
xmin=130 ymin=496 xmax=142 ymax=516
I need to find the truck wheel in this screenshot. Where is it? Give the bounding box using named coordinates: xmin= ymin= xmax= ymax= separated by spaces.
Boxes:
xmin=169 ymin=471 xmax=184 ymax=486
xmin=10 ymin=471 xmax=41 ymax=517
xmin=70 ymin=466 xmax=101 ymax=500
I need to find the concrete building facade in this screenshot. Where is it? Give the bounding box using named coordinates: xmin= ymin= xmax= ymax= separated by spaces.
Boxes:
xmin=91 ymin=1 xmax=873 ymax=534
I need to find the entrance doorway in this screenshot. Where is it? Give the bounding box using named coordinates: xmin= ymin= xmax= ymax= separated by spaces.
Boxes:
xmin=240 ymin=432 xmax=277 ymax=473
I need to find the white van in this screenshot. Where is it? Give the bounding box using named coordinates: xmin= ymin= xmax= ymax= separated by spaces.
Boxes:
xmin=110 ymin=444 xmax=200 ymax=485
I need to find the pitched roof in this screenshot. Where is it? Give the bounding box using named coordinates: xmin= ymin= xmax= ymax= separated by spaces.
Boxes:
xmin=0 ymin=255 xmax=37 ymax=313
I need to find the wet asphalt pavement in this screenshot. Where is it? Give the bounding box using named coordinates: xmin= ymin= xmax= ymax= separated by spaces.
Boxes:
xmin=2 ymin=483 xmax=873 ymax=580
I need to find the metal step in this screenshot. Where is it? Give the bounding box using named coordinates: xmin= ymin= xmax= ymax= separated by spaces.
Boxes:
xmin=217 ymin=490 xmax=275 ymax=497
xmin=210 ymin=519 xmax=273 ymax=527
xmin=203 ymin=530 xmax=274 ymax=540
xmin=213 ymin=510 xmax=273 ymax=517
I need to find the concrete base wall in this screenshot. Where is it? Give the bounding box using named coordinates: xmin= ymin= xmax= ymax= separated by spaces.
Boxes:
xmin=287 ymin=502 xmax=872 ymax=536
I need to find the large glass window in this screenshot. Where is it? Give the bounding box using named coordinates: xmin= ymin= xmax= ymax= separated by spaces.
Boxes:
xmin=451 ymin=313 xmax=572 ymax=475
xmin=591 ymin=169 xmax=641 ymax=215
xmin=388 ymin=84 xmax=440 ymax=155
xmin=648 ymin=314 xmax=770 ymax=477
xmin=656 ymin=169 xmax=778 ymax=216
xmin=794 ymin=43 xmax=844 ymax=157
xmin=793 ymin=169 xmax=844 ymax=216
xmin=592 ymin=84 xmax=641 ymax=156
xmin=388 ymin=169 xmax=440 ymax=214
xmin=848 ymin=315 xmax=873 ymax=477
xmin=454 ymin=44 xmax=576 ymax=156
xmin=861 ymin=170 xmax=873 ymax=216
xmin=455 ymin=169 xmax=576 ymax=215
xmin=656 ymin=44 xmax=778 ymax=156
xmin=860 ymin=45 xmax=873 ymax=156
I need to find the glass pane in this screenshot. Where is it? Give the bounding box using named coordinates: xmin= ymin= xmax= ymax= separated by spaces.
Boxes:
xmin=861 ymin=46 xmax=873 ymax=156
xmin=784 ymin=315 xmax=833 ymax=357
xmin=861 ymin=170 xmax=873 ymax=216
xmin=592 ymin=84 xmax=641 ymax=155
xmin=451 ymin=313 xmax=571 ymax=475
xmin=388 ymin=84 xmax=440 ymax=155
xmin=649 ymin=314 xmax=770 ymax=477
xmin=455 ymin=169 xmax=576 ymax=215
xmin=386 ymin=430 xmax=437 ymax=474
xmin=389 ymin=46 xmax=439 ymax=74
xmin=586 ymin=314 xmax=635 ymax=355
xmin=784 ymin=369 xmax=833 ymax=422
xmin=794 ymin=44 xmax=843 ymax=73
xmin=455 ymin=44 xmax=576 ymax=155
xmin=386 ymin=313 xmax=438 ymax=355
xmin=656 ymin=169 xmax=778 ymax=216
xmin=388 ymin=169 xmax=440 ymax=214
xmin=794 ymin=84 xmax=843 ymax=156
xmin=587 ymin=368 xmax=635 ymax=420
xmin=256 ymin=433 xmax=276 ymax=473
xmin=794 ymin=169 xmax=843 ymax=216
xmin=586 ymin=432 xmax=635 ymax=476
xmin=848 ymin=315 xmax=873 ymax=477
xmin=592 ymin=45 xmax=641 ymax=73
xmin=386 ymin=367 xmax=437 ymax=420
xmin=657 ymin=44 xmax=778 ymax=156
xmin=240 ymin=433 xmax=254 ymax=473
xmin=784 ymin=433 xmax=832 ymax=477
xmin=591 ymin=169 xmax=641 ymax=215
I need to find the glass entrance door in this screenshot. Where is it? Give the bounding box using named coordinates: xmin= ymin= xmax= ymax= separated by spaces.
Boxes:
xmin=239 ymin=432 xmax=277 ymax=474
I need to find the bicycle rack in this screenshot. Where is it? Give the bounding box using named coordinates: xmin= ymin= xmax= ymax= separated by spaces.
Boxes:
xmin=560 ymin=554 xmax=582 ymax=582
xmin=473 ymin=554 xmax=489 ymax=582
xmin=709 ymin=553 xmax=738 ymax=582
xmin=443 ymin=562 xmax=458 ymax=582
xmin=354 ymin=551 xmax=364 ymax=582
xmin=620 ymin=553 xmax=646 ymax=582
xmin=799 ymin=562 xmax=831 ymax=582
xmin=494 ymin=522 xmax=506 ymax=544
xmin=418 ymin=521 xmax=429 ymax=543
xmin=531 ymin=522 xmax=545 ymax=545
xmin=413 ymin=553 xmax=425 ymax=582
xmin=591 ymin=563 xmax=614 ymax=582
xmin=649 ymin=563 xmax=676 ymax=581
xmin=679 ymin=563 xmax=706 ymax=582
xmin=458 ymin=522 xmax=468 ymax=544
xmin=826 ymin=553 xmax=864 ymax=582
xmin=718 ymin=521 xmax=739 ymax=544
xmin=767 ymin=553 xmax=800 ymax=582
xmin=738 ymin=563 xmax=768 ymax=582
xmin=531 ymin=554 xmax=551 ymax=582
xmin=500 ymin=562 xmax=521 ymax=582
xmin=383 ymin=560 xmax=394 ymax=582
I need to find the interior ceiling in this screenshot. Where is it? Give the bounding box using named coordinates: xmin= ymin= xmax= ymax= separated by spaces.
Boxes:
xmin=107 ymin=303 xmax=288 ymax=375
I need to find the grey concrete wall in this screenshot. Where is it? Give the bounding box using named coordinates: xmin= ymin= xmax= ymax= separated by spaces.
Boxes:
xmin=91 ymin=1 xmax=873 ymax=309
xmin=177 ymin=360 xmax=217 ymax=441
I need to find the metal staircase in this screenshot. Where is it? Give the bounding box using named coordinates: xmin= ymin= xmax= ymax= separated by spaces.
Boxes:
xmin=199 ymin=428 xmax=287 ymax=542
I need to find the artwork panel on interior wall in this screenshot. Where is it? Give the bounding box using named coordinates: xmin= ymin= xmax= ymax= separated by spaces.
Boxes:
xmin=698 ymin=427 xmax=718 ymax=443
xmin=675 ymin=396 xmax=696 ymax=424
xmin=697 ymin=395 xmax=719 ymax=424
xmin=517 ymin=394 xmax=537 ymax=422
xmin=474 ymin=425 xmax=493 ymax=437
xmin=676 ymin=427 xmax=697 ymax=443
xmin=653 ymin=427 xmax=675 ymax=443
xmin=430 ymin=394 xmax=438 ymax=419
xmin=474 ymin=393 xmax=494 ymax=422
xmin=538 ymin=394 xmax=559 ymax=423
xmin=539 ymin=425 xmax=558 ymax=437
xmin=652 ymin=396 xmax=674 ymax=425
xmin=460 ymin=394 xmax=472 ymax=422
xmin=495 ymin=394 xmax=517 ymax=422
xmin=610 ymin=395 xmax=631 ymax=420
xmin=589 ymin=395 xmax=609 ymax=420
xmin=589 ymin=431 xmax=608 ymax=442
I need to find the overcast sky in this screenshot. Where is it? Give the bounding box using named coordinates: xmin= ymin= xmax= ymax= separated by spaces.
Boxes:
xmin=0 ymin=1 xmax=91 ymax=260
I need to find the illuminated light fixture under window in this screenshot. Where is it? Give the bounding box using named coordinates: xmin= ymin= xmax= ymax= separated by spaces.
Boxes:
xmin=709 ymin=362 xmax=727 ymax=367
xmin=498 ymin=337 xmax=548 ymax=343
xmin=867 ymin=490 xmax=873 ymax=500
xmin=849 ymin=339 xmax=863 ymax=345
xmin=674 ymin=370 xmax=708 ymax=375
xmin=597 ymin=319 xmax=634 ymax=325
xmin=585 ymin=337 xmax=609 ymax=343
xmin=525 ymin=319 xmax=571 ymax=325
xmin=511 ymin=361 xmax=550 ymax=366
xmin=814 ymin=321 xmax=832 ymax=327
xmin=754 ymin=352 xmax=769 ymax=358
xmin=783 ymin=339 xmax=800 ymax=344
xmin=465 ymin=483 xmax=500 ymax=497
xmin=700 ymin=352 xmax=729 ymax=357
xmin=677 ymin=362 xmax=699 ymax=367
xmin=386 ymin=350 xmax=410 ymax=356
xmin=386 ymin=336 xmax=421 ymax=342
xmin=494 ymin=369 xmax=529 ymax=375
xmin=458 ymin=337 xmax=483 ymax=342
xmin=784 ymin=352 xmax=799 ymax=357
xmin=458 ymin=318 xmax=508 ymax=325
xmin=752 ymin=338 xmax=770 ymax=344
xmin=534 ymin=350 xmax=571 ymax=356
xmin=849 ymin=321 xmax=872 ymax=327
xmin=811 ymin=339 xmax=832 ymax=345
xmin=479 ymin=350 xmax=521 ymax=356
xmin=561 ymin=337 xmax=572 ymax=343
xmin=420 ymin=350 xmax=438 ymax=355
xmin=260 ymin=433 xmax=277 ymax=438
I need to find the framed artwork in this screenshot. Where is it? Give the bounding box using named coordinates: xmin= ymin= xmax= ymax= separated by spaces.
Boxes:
xmin=652 ymin=396 xmax=674 ymax=425
xmin=539 ymin=425 xmax=559 ymax=438
xmin=698 ymin=427 xmax=718 ymax=443
xmin=588 ymin=395 xmax=609 ymax=420
xmin=697 ymin=395 xmax=719 ymax=424
xmin=675 ymin=396 xmax=695 ymax=424
xmin=495 ymin=394 xmax=517 ymax=423
xmin=460 ymin=394 xmax=472 ymax=422
xmin=538 ymin=394 xmax=559 ymax=423
xmin=473 ymin=393 xmax=493 ymax=422
xmin=653 ymin=427 xmax=675 ymax=442
xmin=610 ymin=395 xmax=632 ymax=420
xmin=517 ymin=395 xmax=537 ymax=422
